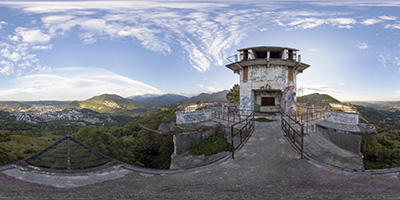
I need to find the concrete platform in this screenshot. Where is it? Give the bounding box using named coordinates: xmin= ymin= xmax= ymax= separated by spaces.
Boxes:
xmin=1 ymin=121 xmax=400 ymax=199
xmin=304 ymin=131 xmax=364 ymax=170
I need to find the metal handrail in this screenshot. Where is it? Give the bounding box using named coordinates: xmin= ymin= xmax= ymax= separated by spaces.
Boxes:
xmin=231 ymin=111 xmax=255 ymax=159
xmin=281 ymin=110 xmax=304 ymax=159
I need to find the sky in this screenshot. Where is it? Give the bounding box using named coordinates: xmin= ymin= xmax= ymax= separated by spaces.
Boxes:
xmin=0 ymin=1 xmax=400 ymax=101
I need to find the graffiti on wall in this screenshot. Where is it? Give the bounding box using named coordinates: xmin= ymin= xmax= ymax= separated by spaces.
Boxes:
xmin=183 ymin=113 xmax=207 ymax=122
xmin=325 ymin=111 xmax=359 ymax=125
xmin=282 ymin=85 xmax=296 ymax=115
xmin=240 ymin=95 xmax=252 ymax=110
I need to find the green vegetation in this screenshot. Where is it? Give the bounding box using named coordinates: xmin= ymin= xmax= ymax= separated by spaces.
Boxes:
xmin=254 ymin=117 xmax=274 ymax=122
xmin=0 ymin=107 xmax=177 ymax=169
xmin=71 ymin=109 xmax=177 ymax=169
xmin=361 ymin=131 xmax=400 ymax=169
xmin=26 ymin=139 xmax=110 ymax=170
xmin=329 ymin=107 xmax=343 ymax=112
xmin=356 ymin=104 xmax=400 ymax=169
xmin=63 ymin=94 xmax=144 ymax=114
xmin=297 ymin=93 xmax=341 ymax=104
xmin=173 ymin=125 xmax=183 ymax=133
xmin=0 ymin=132 xmax=61 ymax=165
xmin=355 ymin=105 xmax=400 ymax=129
xmin=226 ymin=84 xmax=240 ymax=104
xmin=188 ymin=133 xmax=231 ymax=156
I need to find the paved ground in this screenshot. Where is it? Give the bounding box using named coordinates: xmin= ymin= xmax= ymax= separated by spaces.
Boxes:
xmin=1 ymin=121 xmax=400 ymax=199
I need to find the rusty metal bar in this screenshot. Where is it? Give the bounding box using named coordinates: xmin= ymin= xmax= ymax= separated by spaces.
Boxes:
xmin=67 ymin=136 xmax=71 ymax=171
xmin=301 ymin=125 xmax=304 ymax=159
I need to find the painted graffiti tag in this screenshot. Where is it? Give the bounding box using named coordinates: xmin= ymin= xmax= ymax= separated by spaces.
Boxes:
xmin=183 ymin=113 xmax=206 ymax=122
xmin=282 ymin=85 xmax=296 ymax=115
xmin=240 ymin=95 xmax=252 ymax=110
xmin=0 ymin=175 xmax=25 ymax=187
xmin=325 ymin=112 xmax=359 ymax=125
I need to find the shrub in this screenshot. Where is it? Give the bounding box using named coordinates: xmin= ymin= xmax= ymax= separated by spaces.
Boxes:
xmin=188 ymin=133 xmax=230 ymax=156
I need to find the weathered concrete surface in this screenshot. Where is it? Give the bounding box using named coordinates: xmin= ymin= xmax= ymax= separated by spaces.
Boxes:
xmin=173 ymin=121 xmax=219 ymax=155
xmin=1 ymin=121 xmax=400 ymax=199
xmin=317 ymin=120 xmax=362 ymax=155
xmin=304 ymin=131 xmax=364 ymax=170
xmin=2 ymin=165 xmax=130 ymax=189
xmin=170 ymin=151 xmax=230 ymax=169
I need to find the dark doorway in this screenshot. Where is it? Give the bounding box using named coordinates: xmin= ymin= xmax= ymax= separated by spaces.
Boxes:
xmin=261 ymin=97 xmax=275 ymax=106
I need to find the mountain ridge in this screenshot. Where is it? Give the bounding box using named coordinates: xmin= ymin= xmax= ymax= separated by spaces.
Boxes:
xmin=63 ymin=94 xmax=144 ymax=114
xmin=297 ymin=93 xmax=341 ymax=104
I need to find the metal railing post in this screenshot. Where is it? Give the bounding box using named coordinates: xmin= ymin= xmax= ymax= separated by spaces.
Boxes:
xmin=231 ymin=125 xmax=235 ymax=159
xmin=301 ymin=125 xmax=304 ymax=159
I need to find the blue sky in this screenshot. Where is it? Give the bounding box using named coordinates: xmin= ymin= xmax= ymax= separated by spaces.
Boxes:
xmin=0 ymin=1 xmax=400 ymax=101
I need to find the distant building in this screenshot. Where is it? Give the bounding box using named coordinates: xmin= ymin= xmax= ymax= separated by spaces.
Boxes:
xmin=226 ymin=46 xmax=310 ymax=115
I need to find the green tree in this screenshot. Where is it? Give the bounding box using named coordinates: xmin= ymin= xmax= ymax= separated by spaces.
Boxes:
xmin=197 ymin=100 xmax=203 ymax=104
xmin=226 ymin=84 xmax=240 ymax=104
xmin=361 ymin=135 xmax=383 ymax=158
xmin=72 ymin=126 xmax=130 ymax=163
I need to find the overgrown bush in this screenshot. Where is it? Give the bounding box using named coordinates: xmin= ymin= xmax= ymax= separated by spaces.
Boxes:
xmin=188 ymin=133 xmax=230 ymax=156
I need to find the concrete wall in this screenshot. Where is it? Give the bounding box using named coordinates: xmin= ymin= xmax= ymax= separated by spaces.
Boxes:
xmin=173 ymin=125 xmax=219 ymax=155
xmin=324 ymin=111 xmax=359 ymax=125
xmin=239 ymin=65 xmax=298 ymax=114
xmin=317 ymin=125 xmax=361 ymax=155
xmin=240 ymin=65 xmax=290 ymax=92
xmin=254 ymin=90 xmax=281 ymax=113
xmin=176 ymin=110 xmax=212 ymax=125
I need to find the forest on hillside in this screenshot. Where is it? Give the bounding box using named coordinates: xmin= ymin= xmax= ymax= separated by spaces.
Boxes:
xmin=355 ymin=104 xmax=400 ymax=169
xmin=0 ymin=109 xmax=176 ymax=169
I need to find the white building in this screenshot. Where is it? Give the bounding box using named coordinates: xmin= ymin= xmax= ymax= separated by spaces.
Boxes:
xmin=226 ymin=46 xmax=310 ymax=115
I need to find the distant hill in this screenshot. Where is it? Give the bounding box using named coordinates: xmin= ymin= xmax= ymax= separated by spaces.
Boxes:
xmin=297 ymin=93 xmax=341 ymax=104
xmin=63 ymin=94 xmax=144 ymax=114
xmin=130 ymin=93 xmax=188 ymax=108
xmin=173 ymin=90 xmax=229 ymax=106
xmin=129 ymin=94 xmax=162 ymax=102
xmin=0 ymin=102 xmax=31 ymax=112
xmin=24 ymin=101 xmax=71 ymax=107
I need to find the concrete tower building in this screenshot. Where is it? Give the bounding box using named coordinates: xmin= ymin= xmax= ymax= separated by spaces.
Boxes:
xmin=226 ymin=46 xmax=310 ymax=115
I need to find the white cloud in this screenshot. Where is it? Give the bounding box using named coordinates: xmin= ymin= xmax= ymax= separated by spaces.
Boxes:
xmin=285 ymin=17 xmax=356 ymax=30
xmin=0 ymin=67 xmax=163 ymax=101
xmin=298 ymin=82 xmax=340 ymax=95
xmin=379 ymin=15 xmax=397 ymax=21
xmin=338 ymin=81 xmax=346 ymax=86
xmin=0 ymin=21 xmax=7 ymax=29
xmin=361 ymin=18 xmax=383 ymax=26
xmin=385 ymin=24 xmax=400 ymax=29
xmin=308 ymin=1 xmax=400 ymax=7
xmin=356 ymin=41 xmax=369 ymax=50
xmin=378 ymin=47 xmax=390 ymax=68
xmin=32 ymin=44 xmax=53 ymax=50
xmin=0 ymin=1 xmax=228 ymax=14
xmin=15 ymin=27 xmax=51 ymax=44
xmin=198 ymin=84 xmax=221 ymax=93
xmin=0 ymin=1 xmax=396 ymax=76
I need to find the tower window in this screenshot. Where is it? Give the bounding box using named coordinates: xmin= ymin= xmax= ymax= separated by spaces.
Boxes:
xmin=243 ymin=66 xmax=248 ymax=82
